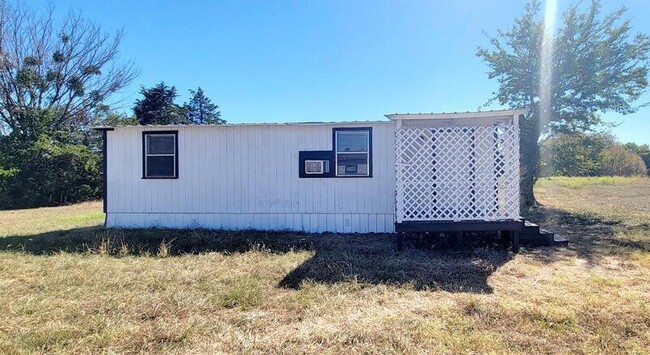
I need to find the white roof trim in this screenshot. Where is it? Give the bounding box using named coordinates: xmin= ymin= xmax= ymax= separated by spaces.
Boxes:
xmin=385 ymin=109 xmax=527 ymax=121
xmin=94 ymin=120 xmax=394 ymax=129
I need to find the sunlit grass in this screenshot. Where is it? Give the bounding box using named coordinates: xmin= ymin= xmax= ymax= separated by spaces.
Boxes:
xmin=537 ymin=176 xmax=648 ymax=189
xmin=536 ymin=176 xmax=650 ymax=225
xmin=0 ymin=201 xmax=103 ymax=237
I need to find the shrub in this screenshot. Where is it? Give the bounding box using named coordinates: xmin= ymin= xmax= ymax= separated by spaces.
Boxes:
xmin=598 ymin=145 xmax=648 ymax=176
xmin=623 ymin=143 xmax=650 ymax=175
xmin=0 ymin=135 xmax=101 ymax=209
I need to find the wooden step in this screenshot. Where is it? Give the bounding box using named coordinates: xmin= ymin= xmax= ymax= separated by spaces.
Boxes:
xmin=522 ymin=221 xmax=540 ymax=236
xmin=553 ymin=234 xmax=569 ymax=246
xmin=518 ymin=219 xmax=569 ymax=247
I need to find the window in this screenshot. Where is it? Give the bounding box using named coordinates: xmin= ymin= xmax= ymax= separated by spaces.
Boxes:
xmin=143 ymin=131 xmax=178 ymax=178
xmin=334 ymin=128 xmax=372 ymax=177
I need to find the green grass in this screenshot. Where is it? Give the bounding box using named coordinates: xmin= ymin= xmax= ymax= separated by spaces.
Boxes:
xmin=0 ymin=179 xmax=649 ymax=353
xmin=536 ymin=175 xmax=648 ymax=189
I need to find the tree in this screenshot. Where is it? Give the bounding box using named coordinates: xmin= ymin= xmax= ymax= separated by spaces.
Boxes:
xmin=0 ymin=2 xmax=135 ymax=209
xmin=133 ymin=82 xmax=185 ymax=125
xmin=598 ymin=145 xmax=647 ymax=176
xmin=184 ymin=87 xmax=224 ymax=124
xmin=94 ymin=104 xmax=138 ymax=127
xmin=540 ymin=132 xmax=614 ymax=176
xmin=623 ymin=142 xmax=650 ymax=175
xmin=0 ymin=113 xmax=101 ymax=208
xmin=477 ymin=0 xmax=650 ymax=207
xmin=537 ymin=132 xmax=649 ymax=177
xmin=0 ymin=2 xmax=136 ymax=139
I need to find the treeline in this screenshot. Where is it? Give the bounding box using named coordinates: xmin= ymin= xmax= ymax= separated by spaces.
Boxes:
xmin=0 ymin=3 xmax=223 ymax=209
xmin=540 ymin=133 xmax=649 ymax=177
xmin=0 ymin=124 xmax=102 ymax=209
xmin=0 ymin=85 xmax=223 ymax=209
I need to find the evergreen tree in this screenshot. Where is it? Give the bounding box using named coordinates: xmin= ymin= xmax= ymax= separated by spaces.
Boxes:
xmin=133 ymin=82 xmax=185 ymax=125
xmin=184 ymin=88 xmax=224 ymax=124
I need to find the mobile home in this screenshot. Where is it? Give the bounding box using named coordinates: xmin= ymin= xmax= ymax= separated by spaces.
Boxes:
xmin=96 ymin=109 xmax=525 ymax=245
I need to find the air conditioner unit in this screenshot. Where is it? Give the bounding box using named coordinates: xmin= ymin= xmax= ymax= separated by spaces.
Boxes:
xmin=305 ymin=160 xmax=328 ymax=174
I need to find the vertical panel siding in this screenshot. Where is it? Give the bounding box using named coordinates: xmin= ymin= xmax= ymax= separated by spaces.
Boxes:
xmin=106 ymin=122 xmax=396 ymax=232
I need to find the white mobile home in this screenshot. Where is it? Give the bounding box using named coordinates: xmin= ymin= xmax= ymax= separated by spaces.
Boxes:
xmin=96 ymin=109 xmax=524 ymax=239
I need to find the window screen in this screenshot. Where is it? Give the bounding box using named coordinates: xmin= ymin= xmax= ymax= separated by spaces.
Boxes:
xmin=143 ymin=132 xmax=178 ymax=178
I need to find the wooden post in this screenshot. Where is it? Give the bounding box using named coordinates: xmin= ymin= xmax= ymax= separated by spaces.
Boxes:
xmin=397 ymin=232 xmax=404 ymax=251
xmin=512 ymin=231 xmax=520 ymax=253
xmin=501 ymin=230 xmax=511 ymax=245
xmin=456 ymin=231 xmax=464 ymax=248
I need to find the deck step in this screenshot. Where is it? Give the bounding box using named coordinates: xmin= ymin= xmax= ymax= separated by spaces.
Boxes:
xmin=553 ymin=234 xmax=569 ymax=246
xmin=520 ymin=231 xmax=554 ymax=246
xmin=519 ymin=220 xmax=568 ymax=247
xmin=522 ymin=221 xmax=540 ymax=236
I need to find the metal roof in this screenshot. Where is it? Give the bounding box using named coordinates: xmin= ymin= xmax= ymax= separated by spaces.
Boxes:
xmin=385 ymin=109 xmax=527 ymax=121
xmin=93 ymin=120 xmax=394 ymax=130
xmin=94 ymin=109 xmax=528 ymax=129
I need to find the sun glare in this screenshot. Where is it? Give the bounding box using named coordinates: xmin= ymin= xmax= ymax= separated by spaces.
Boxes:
xmin=539 ymin=0 xmax=558 ymax=129
xmin=538 ymin=0 xmax=558 ymax=176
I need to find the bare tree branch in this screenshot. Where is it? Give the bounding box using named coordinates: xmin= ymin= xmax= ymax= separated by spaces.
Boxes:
xmin=0 ymin=1 xmax=137 ymax=137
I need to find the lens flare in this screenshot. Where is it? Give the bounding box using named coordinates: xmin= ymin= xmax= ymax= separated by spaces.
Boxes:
xmin=539 ymin=0 xmax=557 ymax=131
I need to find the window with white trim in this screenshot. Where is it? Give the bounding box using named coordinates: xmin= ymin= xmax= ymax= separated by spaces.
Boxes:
xmin=334 ymin=128 xmax=371 ymax=177
xmin=143 ymin=131 xmax=178 ymax=178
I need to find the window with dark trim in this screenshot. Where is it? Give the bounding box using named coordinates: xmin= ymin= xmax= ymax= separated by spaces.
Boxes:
xmin=333 ymin=127 xmax=372 ymax=177
xmin=143 ymin=131 xmax=178 ymax=179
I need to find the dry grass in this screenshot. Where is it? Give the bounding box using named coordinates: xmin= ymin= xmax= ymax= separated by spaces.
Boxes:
xmin=0 ymin=179 xmax=649 ymax=353
xmin=536 ymin=176 xmax=650 ymax=226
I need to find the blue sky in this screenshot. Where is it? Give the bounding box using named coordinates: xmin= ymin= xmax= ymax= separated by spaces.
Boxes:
xmin=25 ymin=0 xmax=650 ymax=144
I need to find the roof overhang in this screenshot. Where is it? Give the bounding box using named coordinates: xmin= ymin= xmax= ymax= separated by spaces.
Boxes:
xmin=385 ymin=109 xmax=527 ymax=128
xmin=91 ymin=120 xmax=394 ymax=130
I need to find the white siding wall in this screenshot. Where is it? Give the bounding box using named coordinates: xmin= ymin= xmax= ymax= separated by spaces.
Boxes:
xmin=105 ymin=122 xmax=396 ymax=233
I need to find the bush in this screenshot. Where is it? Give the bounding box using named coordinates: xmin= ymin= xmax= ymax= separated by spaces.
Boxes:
xmin=0 ymin=135 xmax=101 ymax=209
xmin=598 ymin=145 xmax=648 ymax=176
xmin=540 ymin=132 xmax=615 ymax=176
xmin=540 ymin=132 xmax=649 ymax=177
xmin=623 ymin=143 xmax=650 ymax=175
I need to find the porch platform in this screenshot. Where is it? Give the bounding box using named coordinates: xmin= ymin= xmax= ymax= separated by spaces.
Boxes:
xmin=394 ymin=219 xmax=524 ymax=253
xmin=395 ymin=219 xmax=524 ymax=233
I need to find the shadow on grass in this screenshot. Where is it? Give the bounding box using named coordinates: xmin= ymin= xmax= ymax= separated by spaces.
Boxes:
xmin=278 ymin=232 xmax=513 ymax=292
xmin=2 ymin=206 xmax=645 ymax=292
xmin=524 ymin=206 xmax=650 ymax=266
xmin=0 ymin=227 xmax=516 ymax=293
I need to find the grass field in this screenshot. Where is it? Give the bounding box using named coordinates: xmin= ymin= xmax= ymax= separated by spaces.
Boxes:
xmin=0 ymin=177 xmax=649 ymax=353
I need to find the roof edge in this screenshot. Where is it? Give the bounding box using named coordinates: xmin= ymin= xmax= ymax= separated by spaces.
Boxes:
xmin=92 ymin=120 xmax=394 ymax=129
xmin=385 ymin=109 xmax=528 ymax=121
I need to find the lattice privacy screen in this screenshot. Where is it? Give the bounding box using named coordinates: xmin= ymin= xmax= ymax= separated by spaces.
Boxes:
xmin=395 ymin=125 xmax=520 ymax=222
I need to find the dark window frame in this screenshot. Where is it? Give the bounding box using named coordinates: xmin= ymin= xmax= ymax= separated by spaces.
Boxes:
xmin=142 ymin=130 xmax=179 ymax=179
xmin=332 ymin=127 xmax=373 ymax=178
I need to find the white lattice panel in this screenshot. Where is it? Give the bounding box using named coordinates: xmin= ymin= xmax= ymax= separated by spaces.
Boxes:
xmin=395 ymin=125 xmax=519 ymax=222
